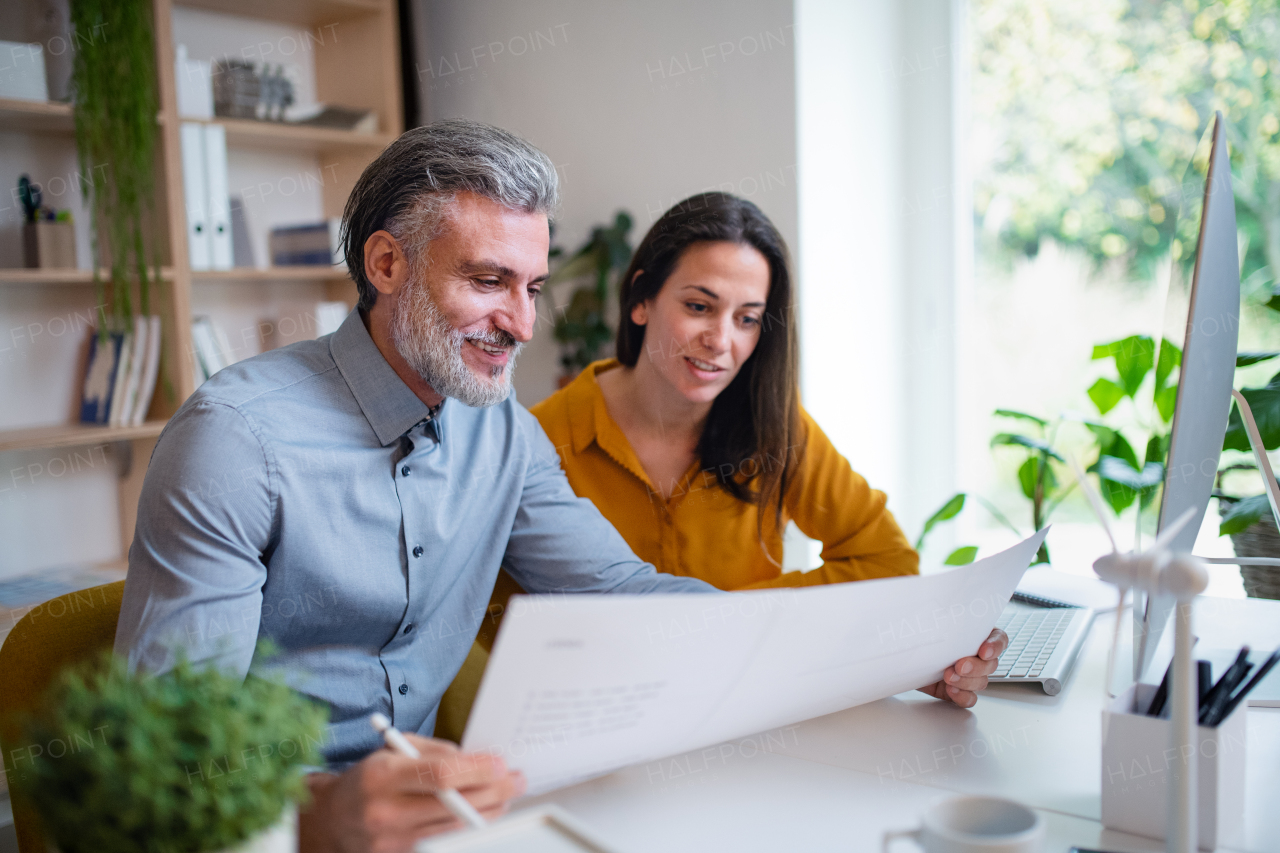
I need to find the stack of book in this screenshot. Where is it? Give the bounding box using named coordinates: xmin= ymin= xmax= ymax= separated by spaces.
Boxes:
xmin=79 ymin=317 xmax=162 ymax=427
xmin=190 ymin=316 xmax=234 ymax=388
xmin=269 ymin=219 xmax=343 ymax=266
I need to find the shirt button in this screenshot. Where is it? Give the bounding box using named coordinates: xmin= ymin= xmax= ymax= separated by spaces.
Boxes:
xmin=403 ymin=623 xmax=414 ymax=635
xmin=412 ymin=545 xmax=424 ymax=558
xmin=399 ymin=683 xmax=409 ymax=695
xmin=401 ymin=465 xmax=410 ymax=476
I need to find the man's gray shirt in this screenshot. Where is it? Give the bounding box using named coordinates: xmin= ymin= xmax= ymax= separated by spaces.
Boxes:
xmin=115 ymin=309 xmax=714 ymax=765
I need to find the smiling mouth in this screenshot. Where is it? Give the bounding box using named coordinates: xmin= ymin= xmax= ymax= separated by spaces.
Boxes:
xmin=469 ymin=339 xmax=509 ymax=357
xmin=686 ymin=356 xmax=723 ymax=373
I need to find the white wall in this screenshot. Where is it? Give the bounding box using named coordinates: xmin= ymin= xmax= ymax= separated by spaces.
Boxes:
xmin=795 ymin=0 xmax=961 ymax=548
xmin=412 ymin=0 xmax=798 ymax=406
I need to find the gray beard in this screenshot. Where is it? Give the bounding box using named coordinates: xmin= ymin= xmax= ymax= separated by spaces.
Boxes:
xmin=389 ymin=277 xmax=522 ymax=408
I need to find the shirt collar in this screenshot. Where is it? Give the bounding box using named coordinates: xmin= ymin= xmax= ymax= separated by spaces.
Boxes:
xmin=567 ymin=359 xmax=652 ymax=485
xmin=330 ymin=308 xmax=436 ymax=446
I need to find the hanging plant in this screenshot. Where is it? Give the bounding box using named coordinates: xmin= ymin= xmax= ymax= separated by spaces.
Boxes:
xmin=70 ymin=0 xmax=160 ymax=325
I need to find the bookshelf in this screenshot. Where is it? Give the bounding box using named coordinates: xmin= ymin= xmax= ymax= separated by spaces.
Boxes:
xmin=0 ymin=0 xmax=402 ymax=569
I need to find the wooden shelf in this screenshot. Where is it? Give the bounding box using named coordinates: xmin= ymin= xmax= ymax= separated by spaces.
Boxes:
xmin=0 ymin=268 xmax=175 ymax=287
xmin=0 ymin=421 xmax=168 ymax=454
xmin=0 ymin=97 xmax=74 ymax=134
xmin=193 ymin=266 xmax=349 ymax=283
xmin=195 ymin=117 xmax=393 ymax=153
xmin=175 ymin=0 xmax=382 ymax=27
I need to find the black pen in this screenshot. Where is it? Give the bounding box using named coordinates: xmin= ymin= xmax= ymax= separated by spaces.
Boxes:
xmin=1147 ymin=657 xmax=1174 ymax=717
xmin=1198 ymin=659 xmax=1211 ymax=706
xmin=1210 ymin=647 xmax=1280 ymax=726
xmin=1199 ymin=647 xmax=1251 ymax=725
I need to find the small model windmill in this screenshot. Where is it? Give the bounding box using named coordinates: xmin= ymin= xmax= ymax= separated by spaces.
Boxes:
xmin=1071 ymin=459 xmax=1207 ymax=853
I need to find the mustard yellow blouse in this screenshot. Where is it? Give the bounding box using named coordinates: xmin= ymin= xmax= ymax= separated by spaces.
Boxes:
xmin=529 ymin=359 xmax=919 ymax=590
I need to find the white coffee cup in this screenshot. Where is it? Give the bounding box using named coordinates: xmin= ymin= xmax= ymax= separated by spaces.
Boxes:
xmin=882 ymin=796 xmax=1044 ymax=853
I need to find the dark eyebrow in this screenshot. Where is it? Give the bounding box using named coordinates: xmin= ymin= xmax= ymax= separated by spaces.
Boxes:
xmin=683 ymin=284 xmax=764 ymax=308
xmin=460 ymin=260 xmax=549 ymax=284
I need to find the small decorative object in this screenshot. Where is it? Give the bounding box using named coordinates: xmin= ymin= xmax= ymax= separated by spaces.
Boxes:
xmin=9 ymin=651 xmax=328 ymax=853
xmin=547 ymin=211 xmax=633 ymax=384
xmin=18 ymin=174 xmax=76 ymax=269
xmin=212 ymin=58 xmax=260 ymax=119
xmin=258 ymin=64 xmax=294 ymax=121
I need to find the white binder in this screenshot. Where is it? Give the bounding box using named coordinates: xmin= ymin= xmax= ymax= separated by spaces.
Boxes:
xmin=180 ymin=122 xmax=211 ymax=270
xmin=203 ymin=124 xmax=233 ymax=269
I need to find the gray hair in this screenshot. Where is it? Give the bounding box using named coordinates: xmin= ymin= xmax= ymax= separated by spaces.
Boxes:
xmin=341 ymin=119 xmax=559 ymax=309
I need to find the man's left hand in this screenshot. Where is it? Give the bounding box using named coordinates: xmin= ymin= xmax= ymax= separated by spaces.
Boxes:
xmin=918 ymin=628 xmax=1008 ymax=708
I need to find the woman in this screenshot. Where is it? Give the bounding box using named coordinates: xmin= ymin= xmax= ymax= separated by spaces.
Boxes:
xmin=434 ymin=193 xmax=1002 ymax=741
xmin=529 ymin=191 xmax=918 ymax=588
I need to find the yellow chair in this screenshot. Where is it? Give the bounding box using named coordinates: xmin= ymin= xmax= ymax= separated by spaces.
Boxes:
xmin=0 ymin=580 xmax=125 ymax=853
xmin=433 ymin=569 xmax=524 ymax=744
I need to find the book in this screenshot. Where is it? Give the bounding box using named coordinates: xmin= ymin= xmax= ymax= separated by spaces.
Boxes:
xmin=191 ymin=316 xmax=231 ymax=384
xmin=180 ymin=122 xmax=211 ymax=270
xmin=106 ymin=327 xmax=134 ymax=427
xmin=229 ymin=196 xmax=255 ymax=267
xmin=79 ymin=330 xmax=126 ymax=424
xmin=130 ymin=315 xmax=162 ymax=426
xmin=204 ymin=123 xmax=232 ymax=269
xmin=113 ymin=315 xmax=149 ymax=427
xmin=269 ymin=219 xmax=343 ymax=266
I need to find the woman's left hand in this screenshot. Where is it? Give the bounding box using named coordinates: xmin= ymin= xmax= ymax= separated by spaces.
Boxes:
xmin=918 ymin=628 xmax=1009 ymax=708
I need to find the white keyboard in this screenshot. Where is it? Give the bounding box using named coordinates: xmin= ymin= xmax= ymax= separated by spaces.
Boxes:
xmin=991 ymin=602 xmax=1094 ymax=695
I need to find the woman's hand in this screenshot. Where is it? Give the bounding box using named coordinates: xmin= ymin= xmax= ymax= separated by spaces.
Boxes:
xmin=917 ymin=628 xmax=1009 ymax=708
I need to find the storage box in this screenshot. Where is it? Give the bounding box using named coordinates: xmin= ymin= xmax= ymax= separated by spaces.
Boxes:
xmin=1101 ymin=683 xmax=1247 ymax=850
xmin=23 ymin=221 xmax=76 ymax=269
xmin=0 ymin=40 xmax=48 ymax=101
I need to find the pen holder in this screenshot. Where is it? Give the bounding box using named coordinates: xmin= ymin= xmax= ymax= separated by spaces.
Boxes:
xmin=1100 ymin=684 xmax=1247 ymax=850
xmin=22 ymin=221 xmax=76 ymax=269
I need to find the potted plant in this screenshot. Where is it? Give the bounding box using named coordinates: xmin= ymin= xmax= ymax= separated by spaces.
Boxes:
xmin=1215 ymin=345 xmax=1280 ymax=599
xmin=547 ymin=212 xmax=634 ymax=385
xmin=919 ymin=335 xmax=1176 ymax=566
xmin=8 ymin=651 xmax=327 ymax=853
xmin=70 ymin=0 xmax=162 ymax=340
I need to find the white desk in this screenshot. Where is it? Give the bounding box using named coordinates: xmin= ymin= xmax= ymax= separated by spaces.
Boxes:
xmin=522 ymin=598 xmax=1280 ymax=853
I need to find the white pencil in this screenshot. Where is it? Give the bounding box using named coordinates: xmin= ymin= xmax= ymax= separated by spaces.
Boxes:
xmin=369 ymin=712 xmax=487 ymax=829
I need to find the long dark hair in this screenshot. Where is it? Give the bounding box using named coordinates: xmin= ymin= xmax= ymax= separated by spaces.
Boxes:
xmin=616 ymin=192 xmax=803 ymax=540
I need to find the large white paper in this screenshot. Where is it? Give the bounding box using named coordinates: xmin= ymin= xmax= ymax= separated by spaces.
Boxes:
xmin=463 ymin=529 xmax=1048 ymax=795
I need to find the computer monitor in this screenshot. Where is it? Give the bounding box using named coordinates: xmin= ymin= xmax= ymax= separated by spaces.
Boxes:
xmin=1134 ymin=112 xmax=1241 ymax=680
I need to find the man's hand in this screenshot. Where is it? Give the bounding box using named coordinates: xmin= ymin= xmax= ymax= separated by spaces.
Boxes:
xmin=299 ymin=733 xmax=525 ymax=853
xmin=918 ymin=628 xmax=1009 ymax=709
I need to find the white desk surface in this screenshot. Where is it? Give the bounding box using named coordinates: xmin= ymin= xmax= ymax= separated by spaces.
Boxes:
xmin=521 ymin=596 xmax=1280 ymax=853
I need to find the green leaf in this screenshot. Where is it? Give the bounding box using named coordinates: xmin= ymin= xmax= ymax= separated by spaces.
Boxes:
xmin=1154 ymin=384 xmax=1178 ymax=422
xmin=916 ymin=493 xmax=966 ymax=550
xmin=1093 ymin=456 xmax=1162 ymax=515
xmin=1155 ymin=338 xmax=1182 ymax=389
xmin=991 ymin=433 xmax=1065 ymax=461
xmin=944 ymin=546 xmax=979 ymax=565
xmin=1220 ymin=494 xmax=1274 ymax=536
xmin=1016 ymin=456 xmax=1057 ymax=500
xmin=1096 ymin=456 xmax=1164 ymax=490
xmin=1087 ymin=377 xmax=1127 ymax=414
xmin=1236 ymin=352 xmax=1280 ymax=367
xmin=994 ymin=409 xmax=1048 ymax=427
xmin=1143 ymin=433 xmax=1168 ymax=467
xmin=1092 ymin=335 xmax=1155 ymax=397
xmin=1085 ymin=423 xmax=1139 ymax=469
xmin=1223 ymin=371 xmax=1280 ymax=452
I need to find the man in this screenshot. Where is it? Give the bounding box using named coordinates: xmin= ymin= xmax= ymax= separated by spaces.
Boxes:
xmin=116 ymin=119 xmax=1007 ymax=851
